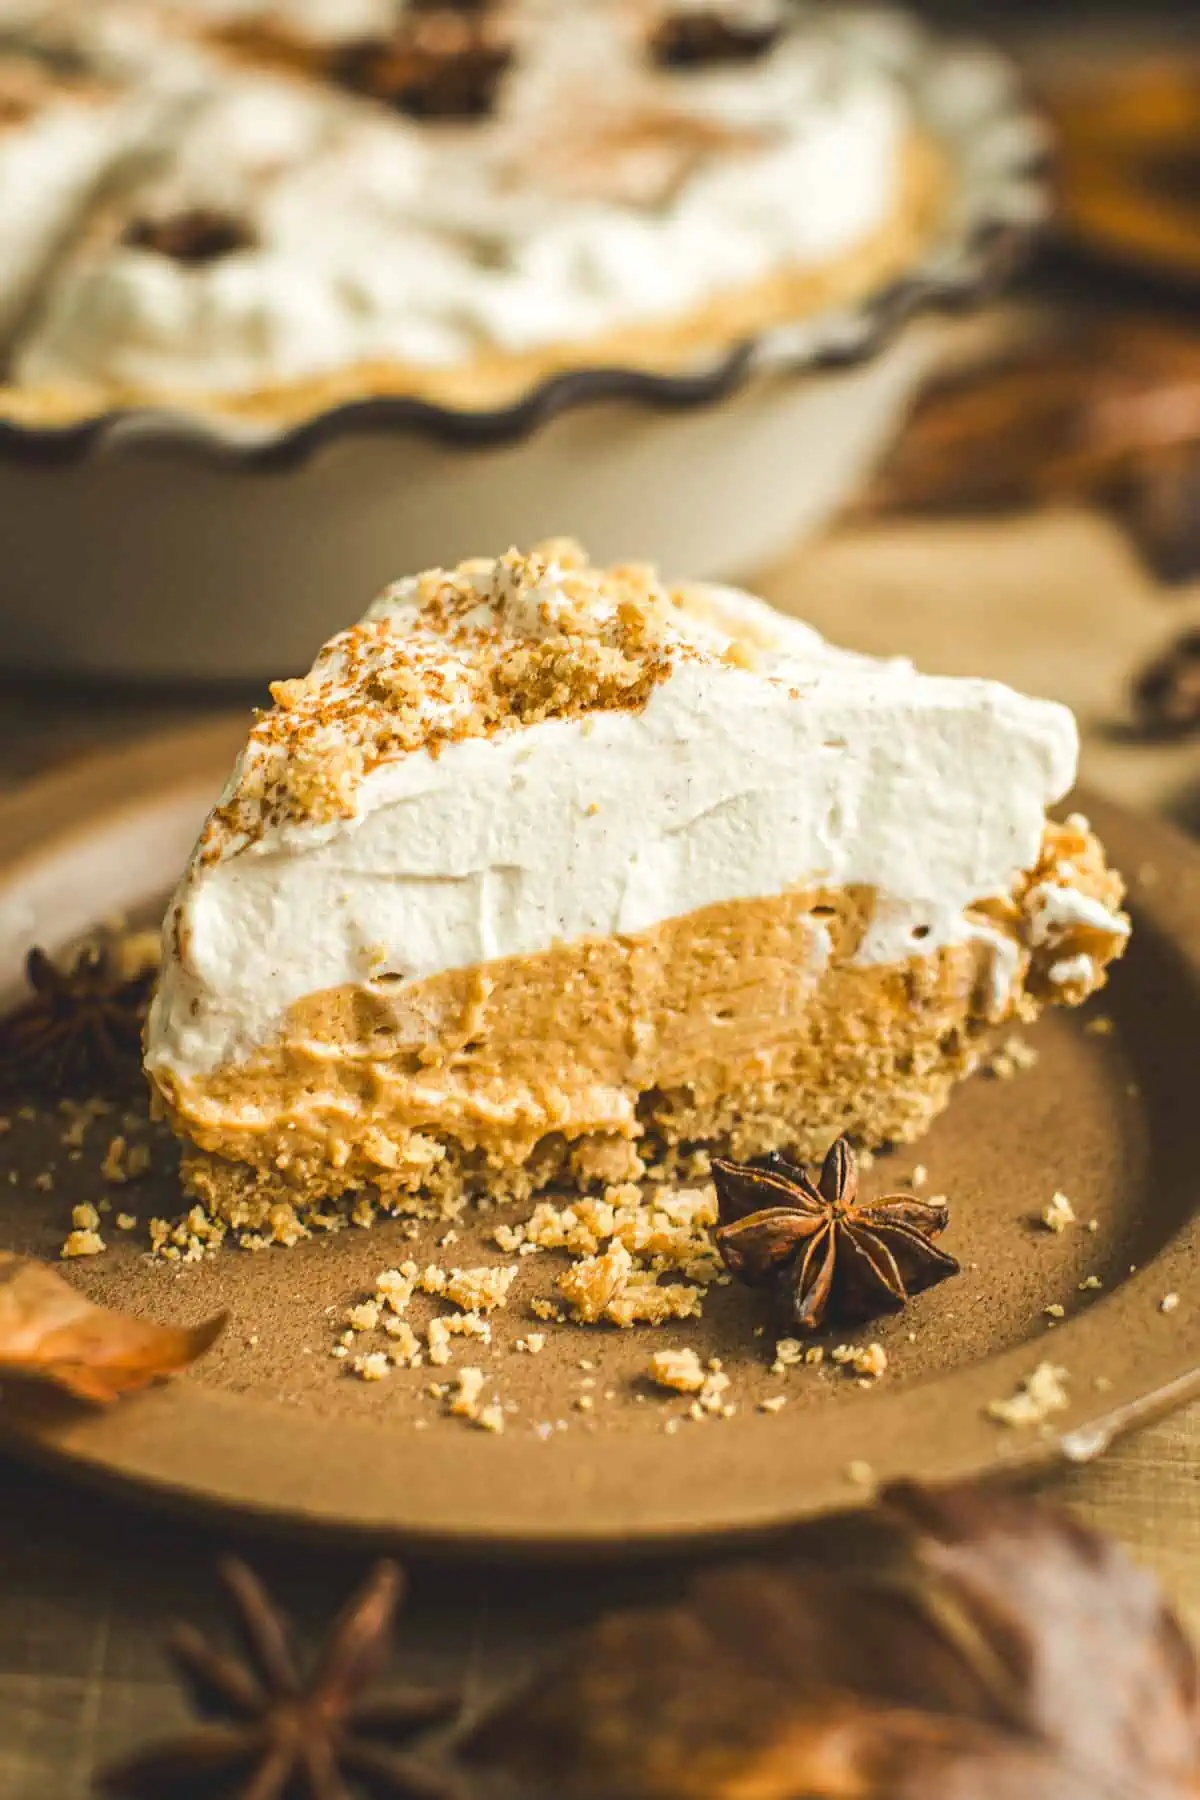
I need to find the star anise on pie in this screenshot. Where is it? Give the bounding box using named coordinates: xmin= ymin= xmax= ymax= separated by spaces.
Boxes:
xmin=651 ymin=5 xmax=784 ymax=70
xmin=124 ymin=207 xmax=257 ymax=266
xmin=335 ymin=12 xmax=513 ymax=119
xmin=712 ymin=1137 xmax=959 ymax=1331
xmin=0 ymin=942 xmax=154 ymax=1098
xmin=99 ymin=1557 xmax=464 ymax=1800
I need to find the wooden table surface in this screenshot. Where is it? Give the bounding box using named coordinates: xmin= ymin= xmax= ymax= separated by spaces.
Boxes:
xmin=0 ymin=500 xmax=1197 ymax=1798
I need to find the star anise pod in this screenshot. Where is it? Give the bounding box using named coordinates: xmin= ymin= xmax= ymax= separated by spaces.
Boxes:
xmin=1130 ymin=626 xmax=1200 ymax=740
xmin=124 ymin=207 xmax=257 ymax=266
xmin=99 ymin=1557 xmax=464 ymax=1800
xmin=335 ymin=13 xmax=513 ymax=119
xmin=712 ymin=1137 xmax=959 ymax=1331
xmin=0 ymin=942 xmax=154 ymax=1098
xmin=651 ymin=5 xmax=784 ymax=70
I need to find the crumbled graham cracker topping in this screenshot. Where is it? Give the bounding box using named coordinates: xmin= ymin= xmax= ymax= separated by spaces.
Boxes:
xmin=649 ymin=1347 xmax=706 ymax=1393
xmin=986 ymin=1361 xmax=1071 ymax=1428
xmin=1041 ymin=1190 xmax=1076 ymax=1233
xmin=198 ymin=541 xmax=736 ymax=855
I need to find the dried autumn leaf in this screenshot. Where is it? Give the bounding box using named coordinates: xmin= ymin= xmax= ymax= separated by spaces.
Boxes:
xmin=466 ymin=1480 xmax=1200 ymax=1800
xmin=861 ymin=316 xmax=1200 ymax=585
xmin=0 ymin=1253 xmax=226 ymax=1403
xmin=1052 ymin=58 xmax=1200 ymax=290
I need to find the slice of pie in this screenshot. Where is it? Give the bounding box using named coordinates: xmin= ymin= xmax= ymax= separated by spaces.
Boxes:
xmin=144 ymin=541 xmax=1129 ymax=1234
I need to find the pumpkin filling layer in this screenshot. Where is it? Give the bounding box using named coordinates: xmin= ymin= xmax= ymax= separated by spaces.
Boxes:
xmin=152 ymin=819 xmax=1128 ymax=1230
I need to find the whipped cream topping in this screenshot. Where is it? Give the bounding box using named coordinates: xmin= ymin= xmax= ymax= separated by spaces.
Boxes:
xmin=11 ymin=1 xmax=913 ymax=394
xmin=146 ymin=544 xmax=1085 ymax=1082
xmin=0 ymin=46 xmax=161 ymax=346
xmin=1025 ymin=877 xmax=1130 ymax=989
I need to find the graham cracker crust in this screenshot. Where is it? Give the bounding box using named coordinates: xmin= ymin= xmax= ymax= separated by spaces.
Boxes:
xmin=155 ymin=821 xmax=1129 ymax=1241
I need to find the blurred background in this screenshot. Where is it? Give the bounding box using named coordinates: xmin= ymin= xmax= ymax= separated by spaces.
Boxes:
xmin=776 ymin=0 xmax=1200 ymax=834
xmin=894 ymin=0 xmax=1200 ymax=581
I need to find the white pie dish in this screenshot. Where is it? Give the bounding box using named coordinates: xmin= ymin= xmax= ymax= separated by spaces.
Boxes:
xmin=0 ymin=15 xmax=1048 ymax=682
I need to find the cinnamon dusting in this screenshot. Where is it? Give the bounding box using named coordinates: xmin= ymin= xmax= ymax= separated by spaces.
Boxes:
xmin=200 ymin=542 xmax=708 ymax=853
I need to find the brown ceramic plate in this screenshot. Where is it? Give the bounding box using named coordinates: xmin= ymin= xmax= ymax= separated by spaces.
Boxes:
xmin=0 ymin=722 xmax=1198 ymax=1558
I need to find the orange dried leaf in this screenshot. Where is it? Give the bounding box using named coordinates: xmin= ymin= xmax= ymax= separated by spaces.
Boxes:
xmin=0 ymin=1252 xmax=226 ymax=1403
xmin=1051 ymin=59 xmax=1200 ymax=289
xmin=861 ymin=316 xmax=1200 ymax=589
xmin=468 ymin=1481 xmax=1200 ymax=1800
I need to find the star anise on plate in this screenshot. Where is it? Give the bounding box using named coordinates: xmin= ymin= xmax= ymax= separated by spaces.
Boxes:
xmin=651 ymin=5 xmax=784 ymax=70
xmin=1130 ymin=626 xmax=1200 ymax=740
xmin=335 ymin=12 xmax=513 ymax=119
xmin=124 ymin=207 xmax=257 ymax=266
xmin=99 ymin=1557 xmax=464 ymax=1800
xmin=712 ymin=1137 xmax=959 ymax=1331
xmin=0 ymin=941 xmax=155 ymax=1098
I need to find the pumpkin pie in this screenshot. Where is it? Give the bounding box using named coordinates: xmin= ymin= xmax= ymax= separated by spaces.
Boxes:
xmin=143 ymin=540 xmax=1130 ymax=1231
xmin=3 ymin=0 xmax=949 ymax=423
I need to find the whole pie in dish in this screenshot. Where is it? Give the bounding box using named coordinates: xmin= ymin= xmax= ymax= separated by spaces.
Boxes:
xmin=0 ymin=0 xmax=962 ymax=425
xmin=144 ymin=540 xmax=1130 ymax=1233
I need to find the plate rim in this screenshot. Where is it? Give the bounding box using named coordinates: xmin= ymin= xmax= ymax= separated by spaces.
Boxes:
xmin=1 ymin=720 xmax=1198 ymax=1559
